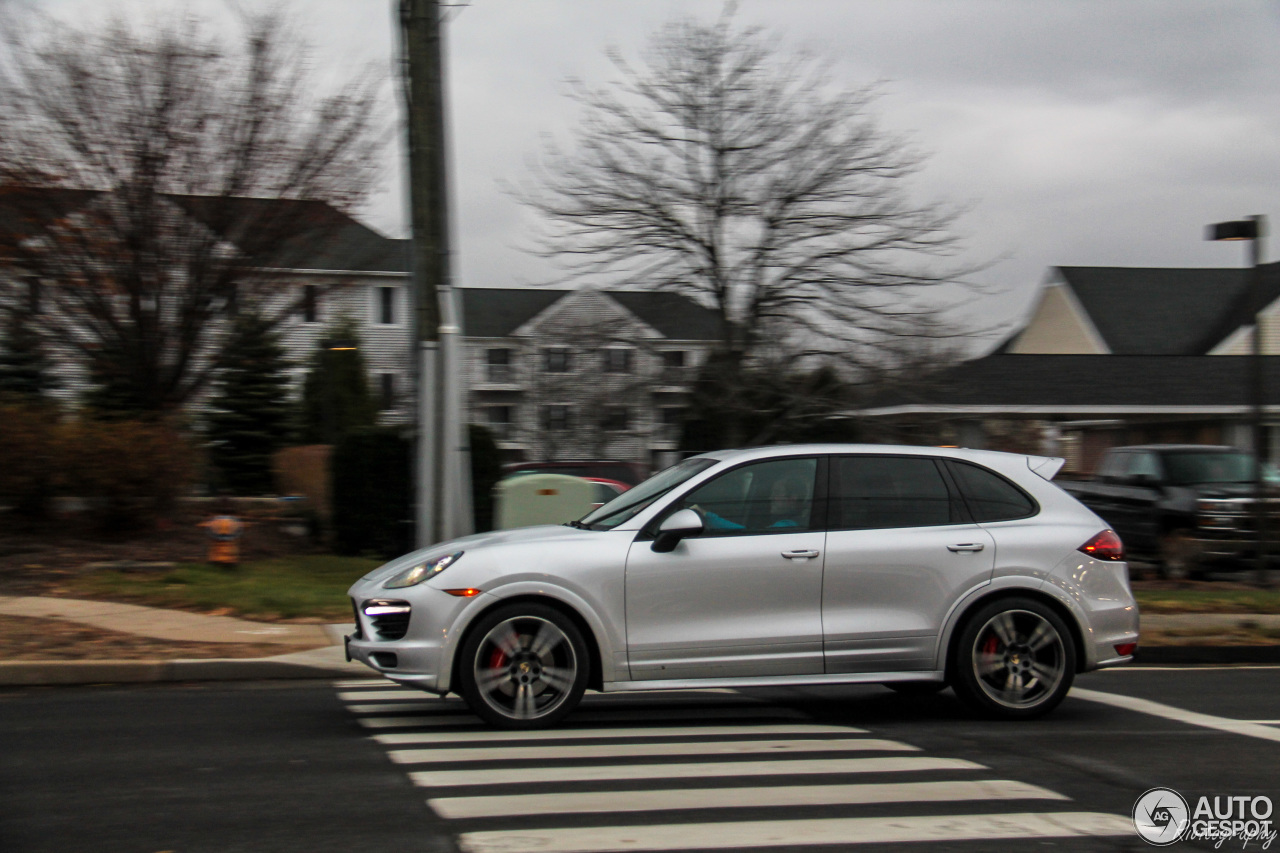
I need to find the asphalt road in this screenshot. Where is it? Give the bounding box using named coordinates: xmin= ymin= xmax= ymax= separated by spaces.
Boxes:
xmin=2 ymin=667 xmax=1278 ymax=853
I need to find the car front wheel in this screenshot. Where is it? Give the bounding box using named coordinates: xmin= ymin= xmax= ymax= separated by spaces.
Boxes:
xmin=950 ymin=597 xmax=1076 ymax=719
xmin=457 ymin=602 xmax=588 ymax=729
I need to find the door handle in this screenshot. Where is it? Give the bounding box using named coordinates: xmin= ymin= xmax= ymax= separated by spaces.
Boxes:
xmin=782 ymin=549 xmax=820 ymax=560
xmin=947 ymin=543 xmax=985 ymax=553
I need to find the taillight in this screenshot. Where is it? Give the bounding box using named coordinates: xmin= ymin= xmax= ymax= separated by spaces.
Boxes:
xmin=1079 ymin=529 xmax=1124 ymax=561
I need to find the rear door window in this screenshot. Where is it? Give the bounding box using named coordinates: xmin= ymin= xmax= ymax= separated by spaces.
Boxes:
xmin=829 ymin=456 xmax=960 ymax=530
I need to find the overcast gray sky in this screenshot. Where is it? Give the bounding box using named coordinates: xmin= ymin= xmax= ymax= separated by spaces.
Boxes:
xmin=14 ymin=0 xmax=1280 ymax=345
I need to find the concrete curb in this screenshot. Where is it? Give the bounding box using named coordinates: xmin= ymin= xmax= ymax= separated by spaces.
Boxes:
xmin=0 ymin=657 xmax=368 ymax=686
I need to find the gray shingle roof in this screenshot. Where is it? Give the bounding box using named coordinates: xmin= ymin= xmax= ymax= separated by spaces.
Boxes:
xmin=459 ymin=289 xmax=566 ymax=338
xmin=863 ymin=353 xmax=1280 ymax=412
xmin=1056 ymin=265 xmax=1280 ymax=355
xmin=458 ymin=288 xmax=721 ymax=341
xmin=606 ymin=291 xmax=723 ymax=341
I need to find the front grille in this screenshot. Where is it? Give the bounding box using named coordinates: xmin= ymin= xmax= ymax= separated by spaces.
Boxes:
xmin=363 ymin=599 xmax=412 ymax=640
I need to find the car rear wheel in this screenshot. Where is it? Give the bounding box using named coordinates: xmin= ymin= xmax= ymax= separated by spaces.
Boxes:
xmin=950 ymin=597 xmax=1076 ymax=719
xmin=457 ymin=603 xmax=588 ymax=729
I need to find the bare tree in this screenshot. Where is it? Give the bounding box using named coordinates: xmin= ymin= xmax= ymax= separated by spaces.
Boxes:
xmin=0 ymin=7 xmax=387 ymax=413
xmin=518 ymin=11 xmax=982 ymax=443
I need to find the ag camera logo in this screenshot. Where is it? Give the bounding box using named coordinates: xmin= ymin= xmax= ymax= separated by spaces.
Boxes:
xmin=1133 ymin=787 xmax=1191 ymax=846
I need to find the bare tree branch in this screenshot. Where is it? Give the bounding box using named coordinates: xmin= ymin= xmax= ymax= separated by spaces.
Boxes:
xmin=0 ymin=6 xmax=389 ymax=413
xmin=514 ymin=12 xmax=995 ymax=442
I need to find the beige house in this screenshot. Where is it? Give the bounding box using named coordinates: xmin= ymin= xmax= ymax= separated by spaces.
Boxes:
xmin=859 ymin=263 xmax=1280 ymax=474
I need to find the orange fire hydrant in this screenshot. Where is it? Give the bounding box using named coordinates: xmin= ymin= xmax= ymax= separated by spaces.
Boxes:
xmin=201 ymin=513 xmax=245 ymax=567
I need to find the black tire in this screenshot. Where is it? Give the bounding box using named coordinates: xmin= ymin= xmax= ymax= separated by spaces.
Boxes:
xmin=886 ymin=680 xmax=947 ymax=695
xmin=949 ymin=596 xmax=1076 ymax=720
xmin=456 ymin=602 xmax=589 ymax=729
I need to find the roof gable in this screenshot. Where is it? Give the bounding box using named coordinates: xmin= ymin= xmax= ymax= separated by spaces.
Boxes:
xmin=1007 ymin=273 xmax=1108 ymax=354
xmin=513 ymin=288 xmax=661 ymax=339
xmin=1056 ymin=266 xmax=1252 ymax=355
xmin=458 ymin=287 xmax=720 ymax=342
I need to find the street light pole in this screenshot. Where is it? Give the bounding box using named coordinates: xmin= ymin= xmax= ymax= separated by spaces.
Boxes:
xmin=1208 ymin=215 xmax=1270 ymax=587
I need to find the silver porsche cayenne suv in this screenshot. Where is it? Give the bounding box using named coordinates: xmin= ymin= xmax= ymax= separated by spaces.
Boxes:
xmin=346 ymin=444 xmax=1138 ymax=728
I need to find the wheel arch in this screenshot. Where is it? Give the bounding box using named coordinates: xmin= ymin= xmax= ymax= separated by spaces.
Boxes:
xmin=449 ymin=593 xmax=606 ymax=693
xmin=940 ymin=585 xmax=1088 ymax=680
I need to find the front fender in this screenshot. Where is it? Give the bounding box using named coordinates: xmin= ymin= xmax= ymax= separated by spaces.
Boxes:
xmin=436 ymin=580 xmax=621 ymax=694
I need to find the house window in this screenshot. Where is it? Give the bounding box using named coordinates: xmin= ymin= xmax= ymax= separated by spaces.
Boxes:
xmin=301 ymin=285 xmax=319 ymax=323
xmin=660 ymin=350 xmax=688 ymax=382
xmin=544 ymin=347 xmax=572 ymax=373
xmin=602 ymin=348 xmax=632 ymax=373
xmin=378 ymin=373 xmax=396 ymax=411
xmin=601 ymin=406 xmax=630 ymax=431
xmin=660 ymin=406 xmax=684 ymax=440
xmin=487 ymin=348 xmax=513 ymax=382
xmin=486 ymin=405 xmax=515 ymax=440
xmin=377 ymin=286 xmax=396 ymax=324
xmin=543 ymin=404 xmax=571 ymax=431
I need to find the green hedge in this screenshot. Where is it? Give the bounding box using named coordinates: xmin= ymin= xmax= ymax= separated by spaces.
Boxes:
xmin=331 ymin=428 xmax=412 ymax=557
xmin=331 ymin=424 xmax=505 ymax=556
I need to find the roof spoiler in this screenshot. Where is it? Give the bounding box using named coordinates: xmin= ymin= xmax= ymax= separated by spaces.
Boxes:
xmin=1028 ymin=455 xmax=1066 ymax=480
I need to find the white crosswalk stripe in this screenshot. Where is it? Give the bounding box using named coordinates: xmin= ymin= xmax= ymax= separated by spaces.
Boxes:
xmin=334 ymin=681 xmax=1134 ymax=851
xmin=455 ymin=812 xmax=1135 ymax=853
xmin=357 ymin=706 xmax=810 ymax=728
xmin=409 ymin=756 xmax=984 ymax=787
xmin=389 ymin=737 xmax=917 ymax=766
xmin=373 ymin=722 xmax=862 ymax=742
xmin=429 ymin=778 xmax=1069 ymax=819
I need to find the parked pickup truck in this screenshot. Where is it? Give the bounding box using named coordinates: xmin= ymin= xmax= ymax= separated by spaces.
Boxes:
xmin=1059 ymin=444 xmax=1280 ymax=577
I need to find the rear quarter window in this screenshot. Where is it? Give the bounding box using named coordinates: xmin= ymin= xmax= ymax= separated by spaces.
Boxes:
xmin=947 ymin=460 xmax=1037 ymax=522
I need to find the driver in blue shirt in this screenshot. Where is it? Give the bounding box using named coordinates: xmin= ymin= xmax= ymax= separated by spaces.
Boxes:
xmin=699 ymin=476 xmax=809 ymax=531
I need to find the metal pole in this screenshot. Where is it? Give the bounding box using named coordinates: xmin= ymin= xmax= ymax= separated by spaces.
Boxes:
xmin=401 ymin=0 xmax=448 ymax=548
xmin=1249 ymin=215 xmax=1270 ymax=587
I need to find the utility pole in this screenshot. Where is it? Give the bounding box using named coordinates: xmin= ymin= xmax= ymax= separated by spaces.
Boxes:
xmin=1208 ymin=215 xmax=1270 ymax=587
xmin=401 ymin=0 xmax=472 ymax=549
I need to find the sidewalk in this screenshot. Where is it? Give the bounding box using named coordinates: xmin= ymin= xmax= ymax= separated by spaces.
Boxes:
xmin=0 ymin=595 xmax=1277 ymax=687
xmin=0 ymin=595 xmax=368 ymax=686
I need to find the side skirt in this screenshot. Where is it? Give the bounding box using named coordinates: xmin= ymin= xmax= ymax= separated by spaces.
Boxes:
xmin=602 ymin=670 xmax=947 ymax=693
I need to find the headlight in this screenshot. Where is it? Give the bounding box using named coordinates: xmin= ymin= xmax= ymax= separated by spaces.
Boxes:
xmin=382 ymin=551 xmax=464 ymax=589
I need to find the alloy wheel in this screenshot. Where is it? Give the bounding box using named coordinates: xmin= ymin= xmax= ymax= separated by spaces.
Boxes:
xmin=969 ymin=608 xmax=1067 ymax=710
xmin=470 ymin=614 xmax=581 ymax=723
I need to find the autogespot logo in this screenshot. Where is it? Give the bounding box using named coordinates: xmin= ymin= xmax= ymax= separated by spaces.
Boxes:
xmin=1134 ymin=787 xmax=1191 ymax=846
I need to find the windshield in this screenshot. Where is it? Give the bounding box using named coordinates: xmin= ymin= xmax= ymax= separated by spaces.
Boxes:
xmin=578 ymin=456 xmax=719 ymax=530
xmin=1162 ymin=451 xmax=1256 ymax=485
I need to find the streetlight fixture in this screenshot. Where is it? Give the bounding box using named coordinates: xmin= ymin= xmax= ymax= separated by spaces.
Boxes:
xmin=1207 ymin=215 xmax=1269 ymax=586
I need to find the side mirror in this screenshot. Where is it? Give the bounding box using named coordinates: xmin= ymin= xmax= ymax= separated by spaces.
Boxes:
xmin=651 ymin=508 xmax=704 ymax=553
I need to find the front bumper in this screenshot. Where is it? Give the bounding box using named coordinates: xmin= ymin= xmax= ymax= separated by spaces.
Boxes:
xmin=346 ymin=583 xmax=481 ymax=694
xmin=1190 ymin=532 xmax=1280 ymax=564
